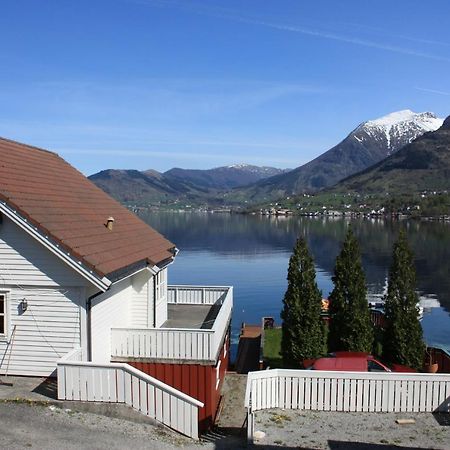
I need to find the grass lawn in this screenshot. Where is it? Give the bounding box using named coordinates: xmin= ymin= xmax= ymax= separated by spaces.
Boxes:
xmin=263 ymin=327 xmax=283 ymax=368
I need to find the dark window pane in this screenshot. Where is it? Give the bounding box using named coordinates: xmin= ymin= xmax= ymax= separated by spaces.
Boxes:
xmin=0 ymin=317 xmax=4 ymax=334
xmin=0 ymin=296 xmax=3 ymax=314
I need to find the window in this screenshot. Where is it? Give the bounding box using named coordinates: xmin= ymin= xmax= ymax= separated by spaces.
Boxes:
xmin=0 ymin=293 xmax=7 ymax=338
xmin=155 ymin=269 xmax=167 ymax=304
xmin=368 ymin=360 xmax=388 ymax=372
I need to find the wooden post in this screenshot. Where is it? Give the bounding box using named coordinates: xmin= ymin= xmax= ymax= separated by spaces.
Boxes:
xmin=247 ymin=407 xmax=254 ymax=443
xmin=57 ymin=364 xmax=65 ymax=400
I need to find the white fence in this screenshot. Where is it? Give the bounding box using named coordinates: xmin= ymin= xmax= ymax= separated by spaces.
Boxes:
xmin=168 ymin=285 xmax=228 ymax=305
xmin=111 ymin=286 xmax=232 ymax=363
xmin=245 ymin=369 xmax=450 ymax=441
xmin=111 ymin=328 xmax=215 ymax=362
xmin=57 ymin=348 xmax=204 ymax=439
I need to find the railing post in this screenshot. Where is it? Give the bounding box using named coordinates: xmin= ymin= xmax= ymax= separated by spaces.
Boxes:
xmin=247 ymin=395 xmax=254 ymax=443
xmin=57 ymin=364 xmax=66 ymax=400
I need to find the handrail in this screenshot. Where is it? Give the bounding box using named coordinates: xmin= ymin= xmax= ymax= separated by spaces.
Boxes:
xmin=111 ymin=327 xmax=214 ymax=334
xmin=59 ymin=356 xmax=203 ymax=407
xmin=168 ymin=285 xmax=231 ymax=290
xmin=57 ymin=348 xmax=204 ymax=438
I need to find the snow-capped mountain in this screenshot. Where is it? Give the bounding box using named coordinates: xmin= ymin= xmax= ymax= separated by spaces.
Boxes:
xmin=336 ymin=114 xmax=450 ymax=194
xmin=354 ymin=110 xmax=443 ymax=155
xmin=227 ymin=163 xmax=289 ymax=174
xmin=230 ymin=110 xmax=444 ymax=200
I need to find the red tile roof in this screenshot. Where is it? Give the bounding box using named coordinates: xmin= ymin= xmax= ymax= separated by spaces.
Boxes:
xmin=0 ymin=137 xmax=175 ymax=279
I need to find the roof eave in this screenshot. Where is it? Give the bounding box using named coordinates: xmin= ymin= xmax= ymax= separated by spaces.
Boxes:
xmin=0 ymin=201 xmax=111 ymax=292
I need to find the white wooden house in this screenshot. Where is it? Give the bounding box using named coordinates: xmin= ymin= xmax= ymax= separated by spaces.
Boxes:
xmin=0 ymin=138 xmax=232 ymax=437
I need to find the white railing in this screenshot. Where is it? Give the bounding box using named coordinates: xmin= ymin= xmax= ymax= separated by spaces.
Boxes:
xmin=168 ymin=285 xmax=228 ymax=305
xmin=111 ymin=286 xmax=232 ymax=363
xmin=211 ymin=287 xmax=233 ymax=361
xmin=246 ymin=369 xmax=450 ymax=413
xmin=245 ymin=369 xmax=450 ymax=441
xmin=111 ymin=328 xmax=215 ymax=362
xmin=57 ymin=348 xmax=203 ymax=439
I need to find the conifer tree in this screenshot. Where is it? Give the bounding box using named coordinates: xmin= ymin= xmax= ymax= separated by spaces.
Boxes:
xmin=383 ymin=230 xmax=425 ymax=369
xmin=281 ymin=238 xmax=326 ymax=368
xmin=328 ymin=228 xmax=373 ymax=352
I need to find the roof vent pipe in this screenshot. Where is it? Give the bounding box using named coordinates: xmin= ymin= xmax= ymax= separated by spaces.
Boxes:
xmin=106 ymin=217 xmax=115 ymax=231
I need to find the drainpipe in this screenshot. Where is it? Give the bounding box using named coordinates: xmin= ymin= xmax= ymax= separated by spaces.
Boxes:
xmin=86 ymin=291 xmax=103 ymax=361
xmin=153 ymin=275 xmax=157 ymax=328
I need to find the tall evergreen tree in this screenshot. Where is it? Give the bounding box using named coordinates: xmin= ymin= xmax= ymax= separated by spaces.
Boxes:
xmin=281 ymin=238 xmax=326 ymax=368
xmin=328 ymin=228 xmax=373 ymax=352
xmin=383 ymin=230 xmax=425 ymax=369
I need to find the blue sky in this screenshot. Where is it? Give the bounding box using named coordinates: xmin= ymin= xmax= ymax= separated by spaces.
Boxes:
xmin=0 ymin=0 xmax=449 ymax=175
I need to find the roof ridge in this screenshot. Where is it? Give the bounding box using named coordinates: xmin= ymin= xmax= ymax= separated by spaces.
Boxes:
xmin=0 ymin=136 xmax=59 ymax=156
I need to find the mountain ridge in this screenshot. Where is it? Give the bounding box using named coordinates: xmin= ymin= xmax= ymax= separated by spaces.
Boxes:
xmin=89 ymin=164 xmax=289 ymax=204
xmin=331 ymin=115 xmax=450 ymax=194
xmin=228 ymin=110 xmax=443 ymax=202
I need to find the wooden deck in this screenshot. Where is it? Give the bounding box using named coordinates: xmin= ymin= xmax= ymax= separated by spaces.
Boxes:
xmin=235 ymin=324 xmax=262 ymax=374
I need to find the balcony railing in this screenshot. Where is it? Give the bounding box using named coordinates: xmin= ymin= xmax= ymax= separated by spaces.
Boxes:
xmin=111 ymin=286 xmax=233 ymax=364
xmin=167 ymin=285 xmax=228 ymax=305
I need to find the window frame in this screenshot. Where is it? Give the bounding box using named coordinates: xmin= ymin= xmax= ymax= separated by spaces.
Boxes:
xmin=155 ymin=269 xmax=167 ymax=305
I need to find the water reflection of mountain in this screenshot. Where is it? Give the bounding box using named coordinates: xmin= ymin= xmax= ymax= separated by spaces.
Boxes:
xmin=140 ymin=212 xmax=450 ymax=312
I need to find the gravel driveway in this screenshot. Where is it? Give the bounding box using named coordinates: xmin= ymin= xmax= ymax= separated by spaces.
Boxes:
xmin=2 ymin=400 xmax=449 ymax=449
xmin=0 ymin=401 xmax=245 ymax=450
xmin=253 ymin=408 xmax=450 ymax=449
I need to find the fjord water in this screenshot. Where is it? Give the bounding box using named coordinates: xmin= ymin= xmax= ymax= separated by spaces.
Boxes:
xmin=141 ymin=212 xmax=450 ymax=355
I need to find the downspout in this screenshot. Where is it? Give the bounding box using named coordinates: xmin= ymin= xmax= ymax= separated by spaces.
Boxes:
xmin=153 ymin=275 xmax=157 ymax=328
xmin=86 ymin=291 xmax=104 ymax=361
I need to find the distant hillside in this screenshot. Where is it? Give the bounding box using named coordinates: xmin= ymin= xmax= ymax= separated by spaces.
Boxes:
xmin=89 ymin=169 xmax=193 ymax=204
xmin=333 ymin=115 xmax=450 ymax=194
xmin=230 ymin=110 xmax=443 ymax=202
xmin=89 ymin=164 xmax=288 ymax=204
xmin=165 ymin=164 xmax=288 ymax=190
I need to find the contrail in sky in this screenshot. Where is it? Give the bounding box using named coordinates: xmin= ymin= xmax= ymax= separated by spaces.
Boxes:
xmin=127 ymin=0 xmax=450 ymax=63
xmin=415 ymin=87 xmax=450 ymax=96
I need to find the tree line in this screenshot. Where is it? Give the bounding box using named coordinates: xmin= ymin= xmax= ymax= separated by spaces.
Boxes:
xmin=281 ymin=228 xmax=425 ymax=369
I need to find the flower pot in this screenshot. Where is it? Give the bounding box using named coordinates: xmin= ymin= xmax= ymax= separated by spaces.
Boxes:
xmin=425 ymin=362 xmax=439 ymax=373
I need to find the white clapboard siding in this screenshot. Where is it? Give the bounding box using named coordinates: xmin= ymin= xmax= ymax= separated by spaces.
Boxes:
xmin=130 ymin=270 xmax=151 ymax=328
xmin=0 ymin=287 xmax=82 ymax=377
xmin=0 ymin=215 xmax=88 ymax=287
xmin=58 ymin=349 xmax=203 ymax=439
xmin=90 ymin=277 xmax=133 ymax=363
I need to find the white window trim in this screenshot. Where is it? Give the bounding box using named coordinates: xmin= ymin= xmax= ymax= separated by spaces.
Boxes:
xmin=0 ymin=291 xmax=10 ymax=341
xmin=155 ymin=268 xmax=167 ymax=305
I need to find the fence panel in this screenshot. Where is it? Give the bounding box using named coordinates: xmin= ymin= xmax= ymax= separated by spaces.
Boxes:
xmin=246 ymin=369 xmax=450 ymax=414
xmin=57 ymin=350 xmax=203 ymax=439
xmin=167 ymin=285 xmax=228 ymax=305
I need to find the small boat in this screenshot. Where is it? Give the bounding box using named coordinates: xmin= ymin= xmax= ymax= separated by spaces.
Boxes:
xmin=368 ymin=300 xmax=424 ymax=321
